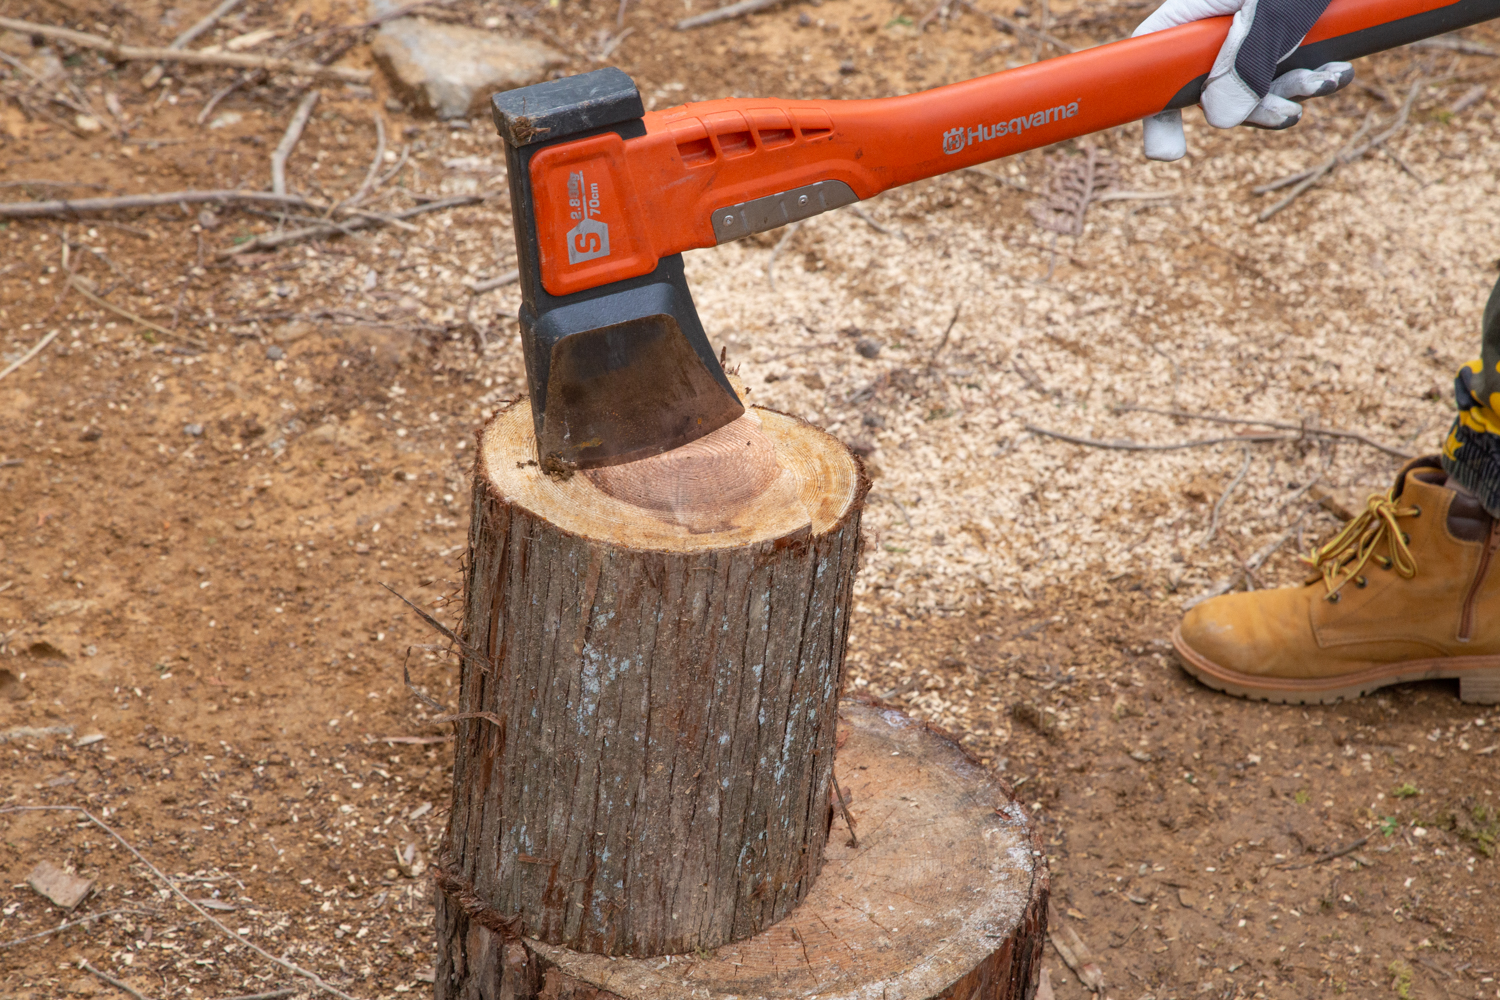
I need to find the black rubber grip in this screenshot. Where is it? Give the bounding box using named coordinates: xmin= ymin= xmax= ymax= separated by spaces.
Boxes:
xmin=1164 ymin=0 xmax=1500 ymax=110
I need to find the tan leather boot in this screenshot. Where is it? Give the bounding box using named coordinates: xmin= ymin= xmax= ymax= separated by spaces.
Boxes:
xmin=1173 ymin=456 xmax=1500 ymax=704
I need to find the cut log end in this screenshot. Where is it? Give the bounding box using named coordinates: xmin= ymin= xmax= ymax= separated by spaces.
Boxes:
xmin=437 ymin=699 xmax=1048 ymax=999
xmin=481 ymin=399 xmax=863 ymax=549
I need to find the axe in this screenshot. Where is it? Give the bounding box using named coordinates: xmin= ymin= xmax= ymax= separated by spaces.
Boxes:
xmin=491 ymin=0 xmax=1497 ymax=471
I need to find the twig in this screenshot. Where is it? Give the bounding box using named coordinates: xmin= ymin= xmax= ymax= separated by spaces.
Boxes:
xmin=916 ymin=0 xmax=952 ymax=31
xmin=1110 ymin=404 xmax=1414 ymax=458
xmin=170 ymin=0 xmax=246 ymax=49
xmin=0 ymin=189 xmax=320 ymax=219
xmin=0 ymin=806 xmax=365 ymax=1000
xmin=381 ymin=582 xmax=482 ymax=659
xmin=964 ymin=165 xmax=1030 ymax=192
xmin=831 ymin=773 xmax=858 ymax=847
xmin=341 ymin=113 xmax=387 ymax=212
xmin=82 ymin=961 xmax=155 ymax=1000
xmin=1182 ymin=515 xmax=1308 ymax=610
xmin=215 ymin=992 xmax=297 ymax=1000
xmin=433 ymin=711 xmax=507 ymax=728
xmin=68 ymin=276 xmax=208 ymax=348
xmin=0 ymin=908 xmax=152 ymax=949
xmin=217 ymin=194 xmax=483 ymax=258
xmin=766 ymin=221 xmax=802 ymax=291
xmin=403 ymin=654 xmax=448 ymax=712
xmin=849 ymin=204 xmax=908 ymax=240
xmin=0 ymin=17 xmax=371 ymax=82
xmin=1258 ymin=79 xmax=1424 ymax=222
xmin=676 ymin=0 xmax=785 ymax=30
xmin=930 ymin=303 xmax=962 ymax=364
xmin=952 ymin=0 xmax=1073 ymax=54
xmin=1024 ymin=424 xmax=1287 ymax=451
xmin=468 ymin=269 xmax=519 ymax=293
xmin=271 ymin=90 xmax=320 ymax=197
xmin=1281 ymin=835 xmax=1371 ymax=870
xmin=1203 ymin=444 xmax=1252 ymax=546
xmin=0 ymin=329 xmax=59 ymax=383
xmin=1450 ymin=84 xmax=1488 ymax=114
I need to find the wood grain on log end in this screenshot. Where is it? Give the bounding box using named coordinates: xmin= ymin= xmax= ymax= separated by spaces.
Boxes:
xmin=442 ymin=402 xmax=869 ymax=959
xmin=437 ymin=700 xmax=1048 ymax=1000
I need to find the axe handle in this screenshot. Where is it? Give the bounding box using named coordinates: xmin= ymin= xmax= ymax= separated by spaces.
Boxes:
xmin=530 ymin=0 xmax=1497 ymax=297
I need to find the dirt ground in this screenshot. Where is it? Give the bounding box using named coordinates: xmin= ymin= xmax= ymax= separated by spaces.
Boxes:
xmin=3 ymin=0 xmax=1500 ymax=998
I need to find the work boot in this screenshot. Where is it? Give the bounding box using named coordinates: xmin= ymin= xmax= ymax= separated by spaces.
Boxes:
xmin=1173 ymin=456 xmax=1500 ymax=704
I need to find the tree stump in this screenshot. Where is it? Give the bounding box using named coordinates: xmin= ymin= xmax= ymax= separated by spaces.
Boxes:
xmin=437 ymin=698 xmax=1049 ymax=1000
xmin=438 ymin=399 xmax=868 ymax=960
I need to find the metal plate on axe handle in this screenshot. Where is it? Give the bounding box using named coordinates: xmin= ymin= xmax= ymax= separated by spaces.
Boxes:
xmin=492 ymin=69 xmax=743 ymax=473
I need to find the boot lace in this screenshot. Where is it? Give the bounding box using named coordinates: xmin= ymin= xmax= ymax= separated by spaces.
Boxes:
xmin=1304 ymin=488 xmax=1419 ymax=596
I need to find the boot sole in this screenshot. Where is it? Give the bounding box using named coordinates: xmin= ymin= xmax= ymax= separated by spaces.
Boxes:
xmin=1171 ymin=627 xmax=1500 ymax=705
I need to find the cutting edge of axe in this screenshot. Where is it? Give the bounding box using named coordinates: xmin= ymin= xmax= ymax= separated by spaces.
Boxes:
xmin=494 ymin=0 xmax=1500 ymax=471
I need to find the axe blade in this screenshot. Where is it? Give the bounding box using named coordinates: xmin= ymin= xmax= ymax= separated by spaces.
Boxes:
xmin=494 ymin=69 xmax=744 ymax=472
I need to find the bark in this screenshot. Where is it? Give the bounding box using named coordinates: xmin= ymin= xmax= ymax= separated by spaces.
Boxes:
xmin=438 ymin=403 xmax=868 ymax=959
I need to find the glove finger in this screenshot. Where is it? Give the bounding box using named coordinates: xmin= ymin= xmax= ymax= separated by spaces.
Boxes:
xmin=1142 ymin=109 xmax=1188 ymax=161
xmin=1267 ymin=61 xmax=1354 ymax=100
xmin=1201 ymin=5 xmax=1262 ymax=127
xmin=1244 ymin=93 xmax=1304 ymax=129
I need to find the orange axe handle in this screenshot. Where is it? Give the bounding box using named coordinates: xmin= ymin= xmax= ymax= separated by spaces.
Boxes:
xmin=532 ymin=0 xmax=1497 ymax=297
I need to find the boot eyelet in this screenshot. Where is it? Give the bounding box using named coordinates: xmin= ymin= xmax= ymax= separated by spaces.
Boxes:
xmin=1378 ymin=556 xmax=1392 ymax=569
xmin=1355 ymin=576 xmax=1367 ymax=588
xmin=1327 ymin=591 xmax=1341 ymax=604
xmin=1411 ymin=505 xmax=1421 ymax=517
xmin=1401 ymin=532 xmax=1411 ymax=545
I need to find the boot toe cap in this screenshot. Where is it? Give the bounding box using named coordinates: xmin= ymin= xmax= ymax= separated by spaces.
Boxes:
xmin=1179 ymin=588 xmax=1313 ymax=678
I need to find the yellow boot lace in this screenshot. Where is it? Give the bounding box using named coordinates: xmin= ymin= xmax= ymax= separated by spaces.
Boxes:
xmin=1303 ymin=488 xmax=1420 ymax=599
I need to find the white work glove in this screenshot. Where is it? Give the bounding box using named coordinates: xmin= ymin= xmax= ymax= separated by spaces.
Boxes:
xmin=1132 ymin=0 xmax=1355 ymax=161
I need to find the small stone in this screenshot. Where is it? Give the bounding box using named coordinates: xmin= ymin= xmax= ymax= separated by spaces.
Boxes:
xmin=234 ymin=518 xmax=255 ymax=531
xmin=862 ymin=412 xmax=885 ymax=429
xmin=266 ymin=345 xmax=286 ymax=361
xmin=370 ymin=19 xmax=567 ymax=119
xmin=0 ymin=668 xmax=30 ymax=701
xmin=797 ymin=11 xmax=813 ymax=25
xmin=308 ymin=424 xmax=340 ymax=446
xmin=1178 ymin=887 xmax=1200 ymax=909
xmin=78 ymin=426 xmax=101 ymax=442
xmin=27 ymin=860 xmax=94 ymax=910
xmin=197 ymin=210 xmax=220 ymax=230
xmin=345 ymin=479 xmax=364 ymax=495
xmin=839 ymin=60 xmax=858 ymax=75
xmin=384 ymin=97 xmax=406 ymax=113
xmin=856 ymin=337 xmax=882 ymax=359
xmin=75 ymin=114 xmax=102 ymax=133
xmin=847 ymin=438 xmax=876 ymax=458
xmin=183 ymin=423 xmax=204 ymax=437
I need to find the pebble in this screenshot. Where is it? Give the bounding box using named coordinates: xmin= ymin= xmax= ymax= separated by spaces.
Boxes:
xmin=266 ymin=346 xmax=286 ymax=361
xmin=856 ymin=337 xmax=882 ymax=359
xmin=184 ymin=423 xmax=204 ymax=437
xmin=370 ymin=17 xmax=566 ymax=119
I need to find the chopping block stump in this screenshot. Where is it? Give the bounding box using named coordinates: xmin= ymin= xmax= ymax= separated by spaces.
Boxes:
xmin=436 ymin=398 xmax=1048 ymax=998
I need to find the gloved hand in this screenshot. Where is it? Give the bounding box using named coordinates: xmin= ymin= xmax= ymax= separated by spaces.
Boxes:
xmin=1132 ymin=0 xmax=1355 ymax=161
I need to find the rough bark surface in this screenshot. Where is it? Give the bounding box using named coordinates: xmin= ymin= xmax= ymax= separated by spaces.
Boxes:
xmin=438 ymin=403 xmax=867 ymax=960
xmin=436 ymin=699 xmax=1048 ymax=1000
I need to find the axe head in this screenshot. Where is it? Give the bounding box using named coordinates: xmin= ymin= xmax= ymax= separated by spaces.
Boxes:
xmin=491 ymin=68 xmax=744 ymax=472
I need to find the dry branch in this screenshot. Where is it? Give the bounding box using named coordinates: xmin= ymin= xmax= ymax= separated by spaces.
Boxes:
xmin=68 ymin=276 xmax=208 ymax=348
xmin=1257 ymin=79 xmax=1424 ymax=222
xmin=1024 ymin=424 xmax=1288 ymax=451
xmin=271 ymin=90 xmax=320 ymax=197
xmin=468 ymin=268 xmax=519 ymax=293
xmin=953 ymin=0 xmax=1074 ymax=54
xmin=676 ymin=0 xmax=785 ymax=30
xmin=0 ymin=329 xmax=59 ymax=383
xmin=1203 ymin=444 xmax=1252 ymax=546
xmin=81 ymin=961 xmax=155 ymax=1000
xmin=216 ymin=193 xmax=483 ymax=258
xmin=0 ymin=17 xmax=372 ymax=83
xmin=170 ymin=0 xmax=246 ymax=49
xmin=1110 ymin=404 xmax=1414 ymax=458
xmin=0 ymin=907 xmax=151 ymax=949
xmin=0 ymin=189 xmax=319 ymax=219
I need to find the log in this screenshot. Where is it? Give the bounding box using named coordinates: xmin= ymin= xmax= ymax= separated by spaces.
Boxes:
xmin=436 ymin=698 xmax=1049 ymax=999
xmin=438 ymin=398 xmax=869 ymax=959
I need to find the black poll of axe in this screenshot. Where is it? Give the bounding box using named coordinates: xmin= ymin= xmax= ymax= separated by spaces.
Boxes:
xmin=488 ymin=0 xmax=1497 ymax=472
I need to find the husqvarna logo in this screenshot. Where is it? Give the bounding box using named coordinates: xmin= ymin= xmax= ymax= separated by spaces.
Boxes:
xmin=565 ymin=170 xmax=609 ymax=264
xmin=942 ymin=100 xmax=1081 ymax=154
